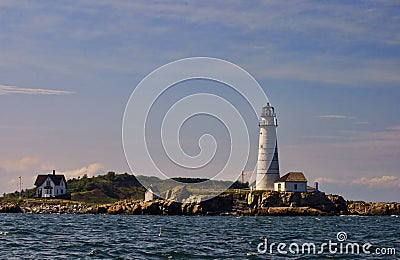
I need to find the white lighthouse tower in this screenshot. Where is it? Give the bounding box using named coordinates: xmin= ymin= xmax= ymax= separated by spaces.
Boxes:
xmin=255 ymin=103 xmax=280 ymax=190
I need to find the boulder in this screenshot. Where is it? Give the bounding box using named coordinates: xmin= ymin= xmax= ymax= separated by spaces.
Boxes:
xmin=129 ymin=203 xmax=142 ymax=215
xmin=192 ymin=204 xmax=203 ymax=215
xmin=164 ymin=185 xmax=192 ymax=202
xmin=200 ymin=194 xmax=233 ymax=214
xmin=141 ymin=200 xmax=162 ymax=215
xmin=97 ymin=205 xmax=109 ymax=214
xmin=327 ymin=194 xmax=348 ymax=213
xmin=107 ymin=204 xmax=124 ymax=214
xmin=0 ymin=204 xmax=23 ymax=213
xmin=346 ymin=201 xmax=400 ymax=215
xmin=266 ymin=207 xmax=329 ymax=216
xmin=260 ymin=191 xmax=281 ymax=206
xmin=162 ymin=200 xmax=182 ymax=215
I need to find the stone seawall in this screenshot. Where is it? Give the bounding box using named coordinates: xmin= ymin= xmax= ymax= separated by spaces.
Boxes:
xmin=1 ymin=191 xmax=399 ymax=216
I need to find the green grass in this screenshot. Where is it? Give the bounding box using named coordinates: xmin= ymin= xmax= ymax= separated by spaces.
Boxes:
xmin=222 ymin=189 xmax=251 ymax=195
xmin=71 ymin=189 xmax=117 ymax=204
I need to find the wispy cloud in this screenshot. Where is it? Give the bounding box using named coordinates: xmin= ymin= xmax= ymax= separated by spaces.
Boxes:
xmin=353 ymin=175 xmax=400 ymax=188
xmin=0 ymin=85 xmax=73 ymax=95
xmin=2 ymin=1 xmax=400 ymax=88
xmin=306 ymin=135 xmax=339 ymax=139
xmin=0 ymin=156 xmax=56 ymax=174
xmin=58 ymin=163 xmax=105 ymax=180
xmin=86 ymin=1 xmax=400 ymax=46
xmin=0 ymin=156 xmax=41 ymax=172
xmin=281 ymin=125 xmax=400 ymax=198
xmin=317 ymin=115 xmax=349 ymax=119
xmin=335 ymin=125 xmax=400 ymax=148
xmin=316 ymin=175 xmax=400 ymax=189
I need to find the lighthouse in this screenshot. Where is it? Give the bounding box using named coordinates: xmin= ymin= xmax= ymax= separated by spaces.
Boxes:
xmin=255 ymin=103 xmax=280 ymax=190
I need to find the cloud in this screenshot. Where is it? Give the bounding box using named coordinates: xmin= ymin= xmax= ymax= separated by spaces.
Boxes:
xmin=353 ymin=176 xmax=400 ymax=188
xmin=315 ymin=175 xmax=400 ymax=189
xmin=0 ymin=85 xmax=73 ymax=95
xmin=336 ymin=125 xmax=400 ymax=148
xmin=315 ymin=115 xmax=369 ymax=125
xmin=2 ymin=1 xmax=399 ymax=88
xmin=317 ymin=115 xmax=349 ymax=119
xmin=58 ymin=163 xmax=105 ymax=180
xmin=280 ymin=125 xmax=400 ymax=196
xmin=251 ymin=56 xmax=400 ymax=87
xmin=90 ymin=1 xmax=400 ymax=45
xmin=0 ymin=156 xmax=41 ymax=172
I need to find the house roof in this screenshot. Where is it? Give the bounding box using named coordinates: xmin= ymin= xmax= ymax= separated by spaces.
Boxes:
xmin=275 ymin=172 xmax=307 ymax=183
xmin=34 ymin=174 xmax=66 ymax=186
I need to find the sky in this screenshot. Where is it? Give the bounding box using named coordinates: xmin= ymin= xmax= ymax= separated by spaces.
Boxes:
xmin=1 ymin=0 xmax=399 ymax=202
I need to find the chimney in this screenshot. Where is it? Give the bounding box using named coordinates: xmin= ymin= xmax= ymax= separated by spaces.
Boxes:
xmin=53 ymin=170 xmax=56 ymax=175
xmin=314 ymin=182 xmax=319 ymax=191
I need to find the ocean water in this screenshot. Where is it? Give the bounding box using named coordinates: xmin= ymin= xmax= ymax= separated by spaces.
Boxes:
xmin=0 ymin=214 xmax=398 ymax=259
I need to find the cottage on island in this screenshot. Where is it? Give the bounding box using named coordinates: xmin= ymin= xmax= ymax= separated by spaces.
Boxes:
xmin=274 ymin=172 xmax=307 ymax=192
xmin=34 ymin=170 xmax=67 ymax=198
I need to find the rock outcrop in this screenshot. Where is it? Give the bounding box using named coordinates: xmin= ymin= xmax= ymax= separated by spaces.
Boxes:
xmin=247 ymin=190 xmax=348 ymax=215
xmin=347 ymin=201 xmax=400 ymax=216
xmin=0 ymin=204 xmax=23 ymax=213
xmin=164 ymin=185 xmax=192 ymax=202
xmin=107 ymin=194 xmax=233 ymax=215
xmin=1 ymin=191 xmax=399 ymax=216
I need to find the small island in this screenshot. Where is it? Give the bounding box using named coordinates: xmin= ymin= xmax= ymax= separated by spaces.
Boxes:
xmin=1 ymin=171 xmax=399 ymax=216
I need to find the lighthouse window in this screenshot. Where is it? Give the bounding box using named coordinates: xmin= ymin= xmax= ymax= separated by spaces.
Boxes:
xmin=260 ymin=145 xmax=263 ymax=148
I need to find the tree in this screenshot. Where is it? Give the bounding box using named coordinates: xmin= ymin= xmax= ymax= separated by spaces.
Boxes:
xmin=106 ymin=171 xmax=116 ymax=181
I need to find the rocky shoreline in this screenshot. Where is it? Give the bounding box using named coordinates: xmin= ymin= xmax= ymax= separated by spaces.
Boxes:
xmin=1 ymin=191 xmax=399 ymax=216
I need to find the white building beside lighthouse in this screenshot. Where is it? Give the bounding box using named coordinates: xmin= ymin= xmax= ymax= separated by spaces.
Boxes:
xmin=255 ymin=103 xmax=280 ymax=190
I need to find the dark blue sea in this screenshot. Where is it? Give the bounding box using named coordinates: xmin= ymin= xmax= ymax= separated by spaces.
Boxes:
xmin=0 ymin=214 xmax=398 ymax=259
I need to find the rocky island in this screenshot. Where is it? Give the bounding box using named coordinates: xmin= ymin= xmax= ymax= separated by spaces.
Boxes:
xmin=1 ymin=190 xmax=399 ymax=216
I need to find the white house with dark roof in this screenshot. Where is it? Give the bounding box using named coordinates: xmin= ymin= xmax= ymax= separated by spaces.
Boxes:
xmin=274 ymin=172 xmax=307 ymax=192
xmin=34 ymin=170 xmax=67 ymax=198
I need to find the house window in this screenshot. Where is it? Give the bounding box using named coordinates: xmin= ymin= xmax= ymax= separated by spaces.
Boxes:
xmin=277 ymin=183 xmax=281 ymax=191
xmin=46 ymin=180 xmax=50 ymax=186
xmin=294 ymin=184 xmax=298 ymax=190
xmin=61 ymin=189 xmax=63 ymax=194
